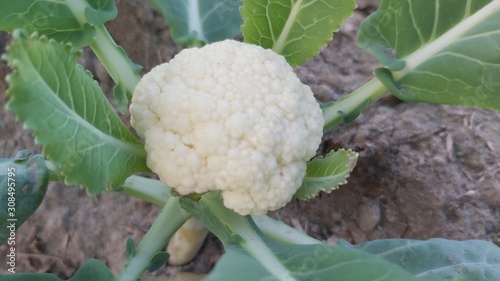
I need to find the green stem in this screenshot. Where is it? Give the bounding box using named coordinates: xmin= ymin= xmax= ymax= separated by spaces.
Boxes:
xmin=65 ymin=0 xmax=141 ymax=110
xmin=120 ymin=175 xmax=171 ymax=205
xmin=322 ymin=77 xmax=388 ymax=132
xmin=43 ymin=161 xmax=184 ymax=279
xmin=90 ymin=25 xmax=141 ymax=100
xmin=44 ymin=161 xmax=319 ymax=250
xmin=44 ymin=159 xmax=172 ymax=205
xmin=118 ymin=196 xmax=191 ymax=281
xmin=206 ymin=198 xmax=298 ymax=281
xmin=252 ymin=216 xmax=321 ymax=245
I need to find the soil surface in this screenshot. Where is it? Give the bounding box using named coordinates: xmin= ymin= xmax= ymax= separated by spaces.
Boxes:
xmin=1 ymin=0 xmax=500 ymax=279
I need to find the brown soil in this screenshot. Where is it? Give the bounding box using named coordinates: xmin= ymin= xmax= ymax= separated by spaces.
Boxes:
xmin=1 ymin=0 xmax=499 ymax=279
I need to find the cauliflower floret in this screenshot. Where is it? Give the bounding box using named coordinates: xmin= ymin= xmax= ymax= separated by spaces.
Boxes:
xmin=130 ymin=40 xmax=323 ymax=215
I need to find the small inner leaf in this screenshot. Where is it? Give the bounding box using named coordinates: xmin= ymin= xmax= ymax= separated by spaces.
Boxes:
xmin=147 ymin=251 xmax=170 ymax=272
xmin=294 ymin=149 xmax=358 ymax=200
xmin=125 ymin=237 xmax=136 ymax=262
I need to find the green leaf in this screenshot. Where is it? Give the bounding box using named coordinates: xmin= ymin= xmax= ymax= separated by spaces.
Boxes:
xmin=203 ymin=244 xmax=272 ymax=280
xmin=3 ymin=31 xmax=149 ymax=194
xmin=294 ymin=149 xmax=358 ymax=200
xmin=147 ymin=0 xmax=243 ymax=47
xmin=241 ymin=0 xmax=357 ymax=66
xmin=351 ymin=238 xmax=500 ymax=281
xmin=0 ymin=259 xmax=115 ymax=281
xmin=0 ymin=0 xmax=117 ymax=48
xmin=358 ymin=0 xmax=500 ymax=109
xmin=206 ymin=242 xmax=437 ymax=281
xmin=125 ymin=237 xmax=136 ymax=262
xmin=147 ymin=251 xmax=170 ymax=272
xmin=0 ymin=150 xmax=49 ymax=244
xmin=83 ymin=0 xmax=118 ymax=26
xmin=184 ymin=193 xmax=433 ymax=281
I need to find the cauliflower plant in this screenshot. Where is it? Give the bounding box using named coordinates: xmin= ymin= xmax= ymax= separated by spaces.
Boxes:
xmin=130 ymin=40 xmax=323 ymax=215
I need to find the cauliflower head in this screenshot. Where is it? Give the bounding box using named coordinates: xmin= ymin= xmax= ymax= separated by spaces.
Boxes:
xmin=130 ymin=40 xmax=323 ymax=215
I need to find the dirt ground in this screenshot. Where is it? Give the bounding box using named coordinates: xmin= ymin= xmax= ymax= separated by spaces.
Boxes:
xmin=1 ymin=0 xmax=500 ymax=279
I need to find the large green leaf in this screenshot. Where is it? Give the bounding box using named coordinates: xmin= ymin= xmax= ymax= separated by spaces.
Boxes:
xmin=358 ymin=0 xmax=500 ymax=109
xmin=0 ymin=0 xmax=117 ymax=48
xmin=350 ymin=238 xmax=500 ymax=281
xmin=241 ymin=0 xmax=357 ymax=66
xmin=0 ymin=151 xmax=49 ymax=244
xmin=3 ymin=31 xmax=148 ymax=194
xmin=183 ymin=193 xmax=434 ymax=281
xmin=0 ymin=259 xmax=115 ymax=281
xmin=148 ymin=0 xmax=243 ymax=47
xmin=206 ymin=241 xmax=437 ymax=281
xmin=294 ymin=149 xmax=358 ymax=200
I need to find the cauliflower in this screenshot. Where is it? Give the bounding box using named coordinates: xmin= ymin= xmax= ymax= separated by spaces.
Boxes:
xmin=130 ymin=40 xmax=323 ymax=215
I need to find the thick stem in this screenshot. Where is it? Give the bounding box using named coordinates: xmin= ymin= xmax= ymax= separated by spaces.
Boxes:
xmin=322 ymin=78 xmax=388 ymax=132
xmin=120 ymin=175 xmax=171 ymax=205
xmin=118 ymin=197 xmax=191 ymax=281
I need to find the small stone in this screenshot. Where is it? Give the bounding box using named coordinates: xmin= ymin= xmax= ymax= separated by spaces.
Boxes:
xmin=357 ymin=198 xmax=381 ymax=232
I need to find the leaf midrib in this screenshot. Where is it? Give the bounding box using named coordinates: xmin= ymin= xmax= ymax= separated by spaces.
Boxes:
xmin=303 ymin=172 xmax=345 ymax=182
xmin=187 ymin=0 xmax=206 ymax=42
xmin=272 ymin=0 xmax=304 ymax=54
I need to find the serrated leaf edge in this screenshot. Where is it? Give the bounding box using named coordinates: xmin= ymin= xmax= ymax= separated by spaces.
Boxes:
xmin=298 ymin=149 xmax=358 ymax=200
xmin=3 ymin=31 xmax=148 ymax=192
